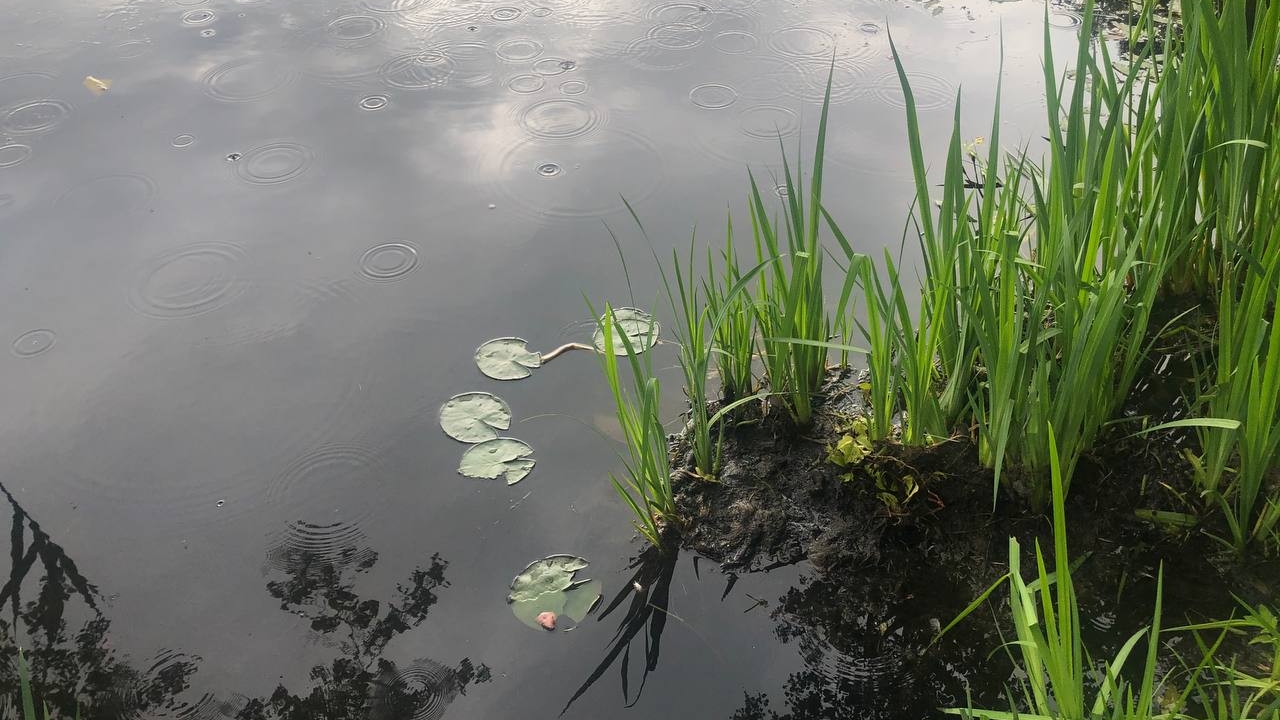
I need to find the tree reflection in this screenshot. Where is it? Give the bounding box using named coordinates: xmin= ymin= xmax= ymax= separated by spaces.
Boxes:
xmin=0 ymin=481 xmax=201 ymax=717
xmin=0 ymin=481 xmax=488 ymax=719
xmin=728 ymin=571 xmax=1004 ymax=720
xmin=237 ymin=530 xmax=489 ymax=720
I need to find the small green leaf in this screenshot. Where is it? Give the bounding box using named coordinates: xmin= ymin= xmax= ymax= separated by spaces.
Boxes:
xmin=475 ymin=337 xmax=542 ymax=380
xmin=439 ymin=392 xmax=512 ymax=443
xmin=458 ymin=438 xmax=535 ymax=484
xmin=592 ymin=307 xmax=660 ymax=355
xmin=1134 ymin=509 xmax=1198 ymax=529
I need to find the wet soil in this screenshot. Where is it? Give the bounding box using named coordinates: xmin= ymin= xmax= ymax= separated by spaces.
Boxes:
xmin=666 ymin=368 xmax=1279 ymax=716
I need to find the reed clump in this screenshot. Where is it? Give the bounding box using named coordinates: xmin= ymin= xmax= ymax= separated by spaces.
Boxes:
xmin=595 ymin=0 xmax=1280 ymax=556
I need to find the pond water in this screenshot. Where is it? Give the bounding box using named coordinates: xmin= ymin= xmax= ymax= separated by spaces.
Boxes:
xmin=1 ymin=0 xmax=1107 ymax=716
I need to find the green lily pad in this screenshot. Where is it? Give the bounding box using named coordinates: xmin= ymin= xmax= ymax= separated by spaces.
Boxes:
xmin=508 ymin=555 xmax=588 ymax=602
xmin=593 ymin=308 xmax=660 ymax=355
xmin=458 ymin=437 xmax=535 ymax=484
xmin=439 ymin=392 xmax=512 ymax=443
xmin=508 ymin=555 xmax=602 ymax=631
xmin=561 ymin=579 xmax=603 ymax=621
xmin=475 ymin=337 xmax=542 ymax=380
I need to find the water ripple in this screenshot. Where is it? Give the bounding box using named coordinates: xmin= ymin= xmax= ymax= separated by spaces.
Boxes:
xmin=55 ymin=172 xmax=156 ymax=217
xmin=767 ymin=25 xmax=835 ymax=58
xmin=128 ymin=241 xmax=247 ymax=319
xmin=375 ymin=659 xmax=464 ymax=720
xmin=487 ymin=129 xmax=664 ymax=218
xmin=690 ymin=82 xmax=738 ymax=109
xmin=202 ymin=58 xmax=294 ymax=102
xmin=264 ymin=519 xmax=377 ymax=574
xmin=2 ymin=99 xmax=73 ymax=135
xmin=359 ymin=242 xmax=420 ymax=282
xmin=379 ymin=49 xmax=456 ymax=88
xmin=868 ymin=70 xmax=955 ymax=111
xmin=0 ymin=142 xmax=32 ymax=168
xmin=232 ymin=141 xmax=315 ymax=185
xmin=11 ymin=329 xmax=56 ymax=358
xmin=265 ymin=442 xmax=387 ymax=527
xmin=496 ymin=38 xmax=544 ymax=62
xmin=517 ymin=97 xmax=604 ymax=140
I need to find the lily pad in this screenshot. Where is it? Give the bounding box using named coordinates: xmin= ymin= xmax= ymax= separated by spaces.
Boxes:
xmin=592 ymin=308 xmax=660 ymax=355
xmin=439 ymin=392 xmax=512 ymax=443
xmin=475 ymin=337 xmax=542 ymax=380
xmin=561 ymin=579 xmax=603 ymax=621
xmin=458 ymin=437 xmax=535 ymax=484
xmin=508 ymin=555 xmax=602 ymax=631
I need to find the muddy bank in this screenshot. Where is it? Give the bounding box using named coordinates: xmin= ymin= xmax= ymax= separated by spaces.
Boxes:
xmin=662 ymin=369 xmax=1277 ymax=716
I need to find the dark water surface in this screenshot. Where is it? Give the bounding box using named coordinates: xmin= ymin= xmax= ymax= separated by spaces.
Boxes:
xmin=2 ymin=0 xmax=1094 ymax=716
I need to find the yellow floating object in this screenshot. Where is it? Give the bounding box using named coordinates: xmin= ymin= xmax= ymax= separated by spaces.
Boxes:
xmin=83 ymin=76 xmax=112 ymax=94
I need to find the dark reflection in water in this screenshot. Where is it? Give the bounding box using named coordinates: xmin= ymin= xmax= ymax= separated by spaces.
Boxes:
xmin=563 ymin=546 xmax=678 ymax=713
xmin=0 ymin=478 xmax=486 ymax=718
xmin=0 ymin=480 xmax=205 ymax=718
xmin=727 ymin=570 xmax=1000 ymax=720
xmin=241 ymin=528 xmax=490 ymax=720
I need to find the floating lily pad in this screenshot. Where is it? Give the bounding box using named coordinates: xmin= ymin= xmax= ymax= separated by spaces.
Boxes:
xmin=439 ymin=392 xmax=512 ymax=443
xmin=508 ymin=555 xmax=602 ymax=631
xmin=475 ymin=337 xmax=542 ymax=380
xmin=592 ymin=307 xmax=660 ymax=355
xmin=458 ymin=437 xmax=535 ymax=484
xmin=561 ymin=579 xmax=603 ymax=621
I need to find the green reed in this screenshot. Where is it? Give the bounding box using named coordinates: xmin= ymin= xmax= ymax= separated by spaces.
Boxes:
xmin=656 ymin=218 xmax=774 ymax=479
xmin=942 ymin=426 xmax=1173 ymax=720
xmin=659 ymin=239 xmax=721 ymax=480
xmin=1193 ymin=161 xmax=1280 ymax=553
xmin=704 ymin=215 xmax=758 ymax=404
xmin=1163 ymin=0 xmax=1280 ymax=299
xmin=594 ymin=302 xmax=675 ymax=548
xmin=1176 ymin=599 xmax=1280 ymax=720
xmin=11 ymin=649 xmax=56 ymax=720
xmin=847 ymin=0 xmax=1227 ymax=506
xmin=749 ymin=70 xmax=859 ymax=426
xmin=1171 ymin=0 xmax=1280 ymax=553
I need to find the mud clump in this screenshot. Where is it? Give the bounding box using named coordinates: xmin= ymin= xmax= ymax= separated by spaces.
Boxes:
xmin=669 ymin=369 xmax=1278 ymax=605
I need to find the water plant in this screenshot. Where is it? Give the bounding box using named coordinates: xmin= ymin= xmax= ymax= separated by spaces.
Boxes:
xmin=749 ymin=71 xmax=859 ymax=427
xmin=1162 ymin=0 xmax=1280 ymax=299
xmin=659 ymin=240 xmax=722 ymax=480
xmin=1176 ymin=599 xmax=1280 ymax=719
xmin=704 ymin=217 xmax=757 ymax=404
xmin=507 ymin=555 xmax=602 ymax=632
xmin=1188 ymin=61 xmax=1280 ymax=551
xmin=941 ymin=427 xmax=1173 ymax=719
xmin=1193 ymin=210 xmax=1280 ymax=552
xmin=594 ymin=302 xmax=675 ymax=547
xmin=11 ymin=648 xmax=55 ymax=720
xmin=840 ymin=0 xmax=1278 ymax=511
